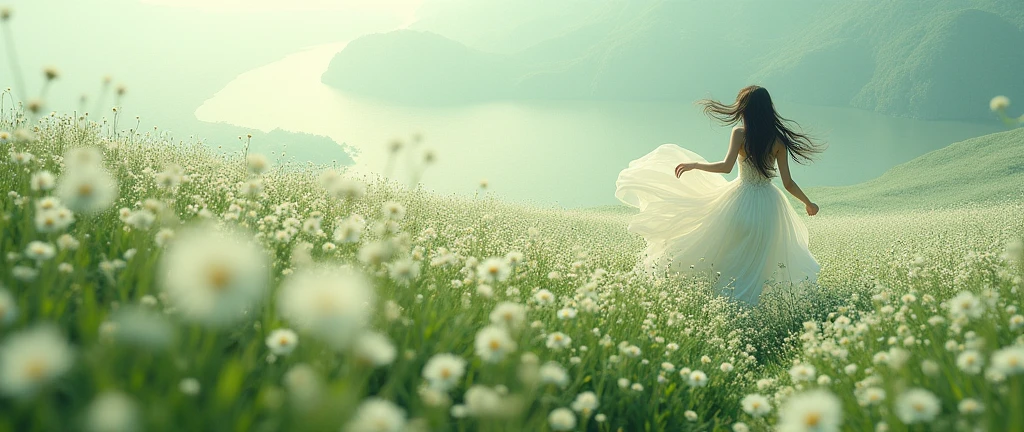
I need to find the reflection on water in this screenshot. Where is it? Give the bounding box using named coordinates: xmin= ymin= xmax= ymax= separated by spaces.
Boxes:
xmin=196 ymin=43 xmax=1002 ymax=208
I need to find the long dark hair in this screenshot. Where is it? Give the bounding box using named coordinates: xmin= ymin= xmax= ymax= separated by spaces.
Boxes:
xmin=697 ymin=85 xmax=823 ymax=178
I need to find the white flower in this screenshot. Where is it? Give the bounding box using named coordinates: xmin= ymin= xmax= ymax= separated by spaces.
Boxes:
xmin=895 ymin=388 xmax=940 ymax=424
xmin=354 ymin=331 xmax=396 ymax=367
xmin=246 ymin=153 xmax=270 ymax=175
xmin=741 ymin=393 xmax=771 ymax=417
xmin=956 ymin=350 xmax=983 ymax=374
xmin=534 ymin=289 xmax=555 ymax=305
xmin=490 ymin=302 xmax=527 ymax=329
xmin=958 ymin=398 xmax=983 ymax=415
xmin=684 ymin=410 xmax=698 ymax=421
xmin=733 ymin=422 xmax=750 ymax=432
xmin=34 ymin=205 xmax=76 ymax=233
xmin=720 ymin=362 xmax=734 ymax=373
xmin=475 ymin=326 xmax=516 ymax=363
xmin=843 ymin=364 xmax=857 ymax=375
xmin=283 ymin=364 xmax=322 ymax=403
xmin=557 ymin=307 xmax=578 ymax=320
xmin=265 ymin=329 xmax=298 ymax=356
xmin=546 ymin=332 xmax=572 ymax=350
xmin=57 ymin=166 xmax=118 ymax=215
xmin=344 ymin=398 xmax=406 ymax=432
xmin=387 ymin=258 xmax=421 ymax=284
xmin=422 ymin=354 xmax=467 ymax=391
xmin=788 ymin=364 xmax=816 ymax=383
xmin=179 ymin=378 xmax=201 ymax=396
xmin=1010 ymin=315 xmax=1024 ymax=331
xmin=160 ymin=225 xmax=269 ymax=327
xmin=570 ymin=391 xmax=599 ymax=415
xmin=329 ymin=177 xmax=366 ymax=201
xmin=546 ymin=407 xmax=575 ymax=430
xmin=859 ymin=387 xmax=886 ymax=406
xmin=381 ymin=201 xmax=406 ymax=220
xmin=947 ymin=292 xmax=983 ymax=320
xmin=464 ymin=385 xmax=503 ymax=417
xmin=278 ymin=267 xmax=374 ymax=350
xmin=687 ymin=370 xmax=708 ymax=387
xmin=24 ymin=241 xmax=56 ymax=261
xmin=0 ymin=325 xmax=74 ymax=397
xmin=333 ymin=216 xmax=366 ymax=244
xmin=777 ymin=389 xmax=842 ymax=432
xmin=990 ymin=346 xmax=1024 ymax=375
xmin=86 ymin=391 xmax=139 ymax=432
xmin=477 ymin=257 xmax=511 ymax=284
xmin=539 ymin=362 xmax=569 ymax=388
xmin=30 ymin=171 xmax=56 ymax=192
xmin=990 ymin=95 xmax=1011 ymax=111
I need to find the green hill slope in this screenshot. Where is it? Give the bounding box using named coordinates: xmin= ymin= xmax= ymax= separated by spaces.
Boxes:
xmin=810 ymin=128 xmax=1024 ymax=212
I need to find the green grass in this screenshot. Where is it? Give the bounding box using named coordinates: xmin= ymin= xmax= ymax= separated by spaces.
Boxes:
xmin=1 ymin=110 xmax=1023 ymax=432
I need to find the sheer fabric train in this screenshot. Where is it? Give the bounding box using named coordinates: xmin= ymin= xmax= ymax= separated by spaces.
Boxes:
xmin=615 ymin=144 xmax=820 ymax=305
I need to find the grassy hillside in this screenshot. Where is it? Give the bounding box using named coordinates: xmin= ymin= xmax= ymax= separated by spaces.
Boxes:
xmin=811 ymin=128 xmax=1024 ymax=212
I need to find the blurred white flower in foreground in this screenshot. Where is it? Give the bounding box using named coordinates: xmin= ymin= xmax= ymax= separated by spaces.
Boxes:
xmin=160 ymin=225 xmax=269 ymax=327
xmin=86 ymin=391 xmax=140 ymax=432
xmin=895 ymin=388 xmax=941 ymax=424
xmin=548 ymin=407 xmax=576 ymax=431
xmin=0 ymin=325 xmax=74 ymax=398
xmin=777 ymin=389 xmax=842 ymax=432
xmin=344 ymin=398 xmax=406 ymax=432
xmin=278 ymin=267 xmax=374 ymax=350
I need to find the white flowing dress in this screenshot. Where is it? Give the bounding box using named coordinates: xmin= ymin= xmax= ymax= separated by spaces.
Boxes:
xmin=615 ymin=144 xmax=820 ymax=306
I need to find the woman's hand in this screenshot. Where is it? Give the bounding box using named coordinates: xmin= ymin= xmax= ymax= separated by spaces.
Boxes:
xmin=805 ymin=202 xmax=819 ymax=216
xmin=675 ymin=162 xmax=697 ymax=178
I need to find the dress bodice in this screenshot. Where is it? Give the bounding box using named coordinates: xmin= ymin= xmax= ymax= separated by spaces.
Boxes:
xmin=738 ymin=157 xmax=772 ymax=185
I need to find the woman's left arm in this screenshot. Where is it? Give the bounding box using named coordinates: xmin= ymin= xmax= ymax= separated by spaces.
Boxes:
xmin=675 ymin=127 xmax=743 ymax=177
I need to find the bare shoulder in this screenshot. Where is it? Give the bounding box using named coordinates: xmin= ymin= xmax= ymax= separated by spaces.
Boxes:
xmin=732 ymin=126 xmax=745 ymax=135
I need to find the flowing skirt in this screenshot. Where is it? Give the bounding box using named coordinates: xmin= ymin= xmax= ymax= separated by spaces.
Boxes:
xmin=615 ymin=144 xmax=820 ymax=305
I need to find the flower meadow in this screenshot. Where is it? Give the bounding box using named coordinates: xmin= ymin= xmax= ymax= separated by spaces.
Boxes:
xmin=2 ymin=108 xmax=1023 ymax=432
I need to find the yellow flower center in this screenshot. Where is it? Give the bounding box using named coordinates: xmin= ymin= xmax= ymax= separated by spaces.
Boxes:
xmin=206 ymin=263 xmax=232 ymax=291
xmin=78 ymin=183 xmax=94 ymax=197
xmin=804 ymin=412 xmax=821 ymax=426
xmin=488 ymin=339 xmax=501 ymax=351
xmin=24 ymin=359 xmax=47 ymax=380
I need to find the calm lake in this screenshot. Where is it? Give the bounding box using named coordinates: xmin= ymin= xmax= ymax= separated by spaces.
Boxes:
xmin=196 ymin=43 xmax=1003 ymax=208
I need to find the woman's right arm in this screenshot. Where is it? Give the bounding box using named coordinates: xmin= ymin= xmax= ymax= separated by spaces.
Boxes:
xmin=775 ymin=142 xmax=819 ymax=216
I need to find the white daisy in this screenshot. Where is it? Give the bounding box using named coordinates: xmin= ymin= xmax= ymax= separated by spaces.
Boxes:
xmin=474 ymin=325 xmax=517 ymax=363
xmin=344 ymin=398 xmax=406 ymax=432
xmin=777 ymin=389 xmax=842 ymax=432
xmin=0 ymin=325 xmax=74 ymax=397
xmin=548 ymin=407 xmax=576 ymax=431
xmin=160 ymin=225 xmax=269 ymax=327
xmin=422 ymin=353 xmax=467 ymax=391
xmin=353 ymin=331 xmax=396 ymax=367
xmin=740 ymin=393 xmax=771 ymax=417
xmin=278 ymin=267 xmax=375 ymax=350
xmin=265 ymin=329 xmax=299 ymax=356
xmin=895 ymin=388 xmax=941 ymax=424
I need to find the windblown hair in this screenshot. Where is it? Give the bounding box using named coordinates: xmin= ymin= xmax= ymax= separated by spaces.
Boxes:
xmin=697 ymin=86 xmax=824 ymax=178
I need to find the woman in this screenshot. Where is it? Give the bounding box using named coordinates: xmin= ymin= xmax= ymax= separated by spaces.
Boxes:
xmin=615 ymin=85 xmax=822 ymax=306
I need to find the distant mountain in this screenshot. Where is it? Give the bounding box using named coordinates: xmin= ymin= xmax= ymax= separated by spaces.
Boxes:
xmin=811 ymin=128 xmax=1024 ymax=212
xmin=322 ymin=0 xmax=1024 ymax=120
xmin=321 ymin=30 xmax=516 ymax=104
xmin=756 ymin=0 xmax=1024 ymax=120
